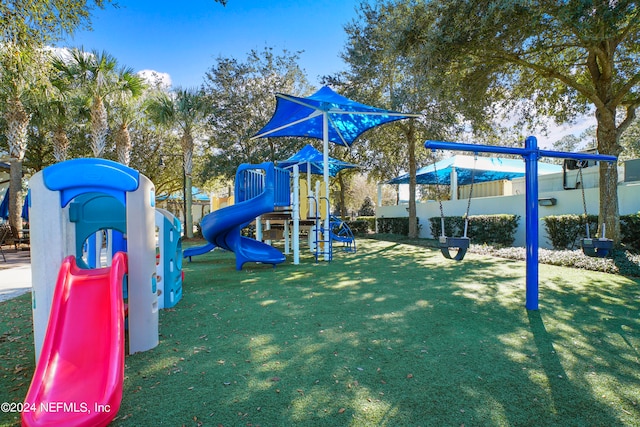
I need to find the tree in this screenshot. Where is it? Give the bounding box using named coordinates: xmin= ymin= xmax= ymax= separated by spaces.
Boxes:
xmin=0 ymin=1 xmax=114 ymax=234
xmin=201 ymin=47 xmax=313 ymax=182
xmin=619 ymin=118 xmax=640 ymax=161
xmin=397 ymin=0 xmax=640 ymax=244
xmin=147 ymin=87 xmax=208 ymax=238
xmin=359 ymin=196 xmax=375 ymax=216
xmin=110 ymin=67 xmax=147 ymax=165
xmin=0 ymin=44 xmax=51 ymax=235
xmin=333 ymin=1 xmax=461 ymax=238
xmin=52 ymin=48 xmax=121 ymax=157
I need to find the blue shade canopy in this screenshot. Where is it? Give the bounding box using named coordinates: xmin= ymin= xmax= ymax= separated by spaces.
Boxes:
xmin=157 ymin=187 xmax=210 ymax=202
xmin=387 ymin=155 xmax=563 ymax=185
xmin=277 ymin=144 xmax=357 ymax=177
xmin=0 ymin=188 xmax=30 ymax=220
xmin=252 ymin=86 xmax=415 ymax=146
xmin=0 ymin=188 xmax=7 ymax=220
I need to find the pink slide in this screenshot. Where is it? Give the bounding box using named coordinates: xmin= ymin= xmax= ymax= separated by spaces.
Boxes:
xmin=22 ymin=253 xmax=127 ymax=427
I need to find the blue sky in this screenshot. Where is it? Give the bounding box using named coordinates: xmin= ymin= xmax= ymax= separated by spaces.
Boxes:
xmin=59 ymin=0 xmax=362 ymax=88
xmin=58 ymin=0 xmax=594 ymax=146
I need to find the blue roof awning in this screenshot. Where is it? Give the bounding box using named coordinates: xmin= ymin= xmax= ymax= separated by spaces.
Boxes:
xmin=277 ymin=144 xmax=357 ymax=177
xmin=387 ymin=155 xmax=562 ymax=185
xmin=252 ymin=86 xmax=415 ymax=147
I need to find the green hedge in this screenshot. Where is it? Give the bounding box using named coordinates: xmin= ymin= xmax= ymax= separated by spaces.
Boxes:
xmin=345 ymin=219 xmax=371 ymax=236
xmin=621 ymin=212 xmax=640 ymax=250
xmin=377 ymin=217 xmax=421 ymax=236
xmin=428 ymin=214 xmax=520 ymax=247
xmin=542 ymin=214 xmax=597 ymax=249
xmin=544 ymin=212 xmax=640 ymax=250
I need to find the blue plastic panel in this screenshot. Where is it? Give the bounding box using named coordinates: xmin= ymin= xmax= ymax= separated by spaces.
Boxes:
xmin=43 ymin=158 xmax=140 ymax=207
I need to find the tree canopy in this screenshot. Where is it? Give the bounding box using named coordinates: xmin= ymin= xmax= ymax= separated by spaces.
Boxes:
xmin=201 ymin=47 xmax=313 ymax=182
xmin=387 ymin=0 xmax=640 ymax=243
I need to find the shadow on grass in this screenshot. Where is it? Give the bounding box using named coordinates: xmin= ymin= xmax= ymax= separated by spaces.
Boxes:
xmin=1 ymin=238 xmax=638 ymax=426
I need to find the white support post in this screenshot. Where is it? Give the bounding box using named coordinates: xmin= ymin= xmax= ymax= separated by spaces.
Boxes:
xmin=322 ymin=113 xmax=331 ymax=261
xmin=450 ymin=166 xmax=458 ymax=200
xmin=265 ymin=219 xmax=272 ymax=245
xmin=255 ymin=215 xmax=262 ymax=241
xmin=292 ymin=164 xmax=300 ymax=264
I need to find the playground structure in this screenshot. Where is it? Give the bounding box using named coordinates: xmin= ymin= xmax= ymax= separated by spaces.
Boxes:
xmin=253 ymin=86 xmax=416 ymax=261
xmin=192 ymin=161 xmax=357 ymax=269
xmin=200 ymin=162 xmax=291 ymax=270
xmin=423 ymin=136 xmax=617 ymax=310
xmin=155 ymin=208 xmax=184 ymax=309
xmin=23 ymin=158 xmax=179 ymax=427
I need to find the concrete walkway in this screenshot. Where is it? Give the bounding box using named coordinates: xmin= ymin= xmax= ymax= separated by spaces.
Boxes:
xmin=0 ymin=249 xmax=32 ymax=302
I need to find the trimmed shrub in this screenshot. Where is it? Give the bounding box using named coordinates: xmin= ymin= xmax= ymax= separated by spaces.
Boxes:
xmin=377 ymin=217 xmax=421 ymax=236
xmin=542 ymin=214 xmax=597 ymax=250
xmin=429 ymin=214 xmax=520 ymax=247
xmin=345 ymin=219 xmax=371 ymax=236
xmin=540 ymin=214 xmax=640 ymax=250
xmin=621 ymin=211 xmax=640 ymax=250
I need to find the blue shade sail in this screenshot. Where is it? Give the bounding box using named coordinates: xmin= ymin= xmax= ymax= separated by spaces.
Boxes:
xmin=0 ymin=188 xmax=30 ymax=220
xmin=387 ymin=155 xmax=562 ymax=185
xmin=253 ymin=86 xmax=414 ymax=146
xmin=277 ymin=144 xmax=357 ymax=177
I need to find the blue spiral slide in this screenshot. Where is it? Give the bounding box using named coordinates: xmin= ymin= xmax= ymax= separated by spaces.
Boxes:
xmin=200 ymin=163 xmax=287 ymax=270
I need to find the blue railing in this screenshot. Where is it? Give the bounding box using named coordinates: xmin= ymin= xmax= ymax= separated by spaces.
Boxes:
xmin=234 ymin=162 xmax=290 ymax=207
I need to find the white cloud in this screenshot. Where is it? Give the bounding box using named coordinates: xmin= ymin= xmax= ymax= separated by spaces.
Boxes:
xmin=137 ymin=69 xmax=172 ymax=90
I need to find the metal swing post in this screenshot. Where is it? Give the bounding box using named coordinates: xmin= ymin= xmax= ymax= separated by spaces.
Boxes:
xmin=424 ymin=136 xmax=617 ymax=311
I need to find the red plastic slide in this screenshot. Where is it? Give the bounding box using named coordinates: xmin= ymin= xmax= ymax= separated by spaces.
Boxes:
xmin=22 ymin=253 xmax=127 ymax=427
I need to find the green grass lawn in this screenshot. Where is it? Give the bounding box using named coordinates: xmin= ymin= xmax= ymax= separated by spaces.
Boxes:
xmin=1 ymin=238 xmax=639 ymax=426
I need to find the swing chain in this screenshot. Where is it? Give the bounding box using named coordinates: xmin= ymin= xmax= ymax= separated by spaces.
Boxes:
xmin=432 ymin=152 xmax=446 ymax=238
xmin=577 ymin=163 xmax=590 ymax=239
xmin=462 ymin=154 xmax=478 ymax=238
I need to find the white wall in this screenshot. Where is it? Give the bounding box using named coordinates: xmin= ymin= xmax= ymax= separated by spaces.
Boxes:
xmin=377 ymin=181 xmax=640 ymax=249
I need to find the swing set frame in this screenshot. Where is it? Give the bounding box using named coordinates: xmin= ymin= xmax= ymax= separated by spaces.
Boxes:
xmin=425 ymin=136 xmax=617 ymax=310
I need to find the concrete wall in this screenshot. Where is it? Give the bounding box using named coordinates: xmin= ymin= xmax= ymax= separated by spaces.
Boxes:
xmin=377 ymin=171 xmax=640 ymax=249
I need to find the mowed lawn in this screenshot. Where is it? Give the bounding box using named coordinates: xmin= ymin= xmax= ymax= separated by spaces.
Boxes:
xmin=1 ymin=238 xmax=639 ymax=426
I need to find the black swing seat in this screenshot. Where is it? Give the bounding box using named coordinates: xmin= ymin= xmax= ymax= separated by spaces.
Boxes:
xmin=438 ymin=236 xmax=470 ymax=261
xmin=581 ymin=238 xmax=614 ymax=258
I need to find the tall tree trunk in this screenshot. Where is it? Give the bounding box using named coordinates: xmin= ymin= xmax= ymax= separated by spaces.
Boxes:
xmin=90 ymin=96 xmax=108 ymax=157
xmin=5 ymin=94 xmax=29 ymax=236
xmin=337 ymin=172 xmax=348 ymax=219
xmin=115 ymin=123 xmax=131 ymax=165
xmin=406 ymin=122 xmax=418 ymax=239
xmin=595 ymin=106 xmax=623 ymax=243
xmin=53 ymin=125 xmax=69 ymax=162
xmin=182 ymin=133 xmax=194 ymax=238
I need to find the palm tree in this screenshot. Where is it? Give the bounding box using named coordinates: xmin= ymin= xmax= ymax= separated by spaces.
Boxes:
xmin=147 ymin=87 xmax=208 ymax=238
xmin=41 ymin=54 xmax=81 ymax=162
xmin=53 ymin=48 xmax=120 ymax=157
xmin=0 ymin=43 xmax=50 ymax=235
xmin=110 ymin=67 xmax=146 ymax=165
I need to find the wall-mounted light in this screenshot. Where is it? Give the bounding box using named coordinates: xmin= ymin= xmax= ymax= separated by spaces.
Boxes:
xmin=538 ymin=197 xmax=557 ymax=206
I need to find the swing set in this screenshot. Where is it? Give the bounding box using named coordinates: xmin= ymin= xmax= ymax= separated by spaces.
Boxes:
xmin=432 ymin=154 xmax=477 ymax=261
xmin=424 ymin=136 xmax=617 ymax=310
xmin=577 ymin=162 xmax=614 ymax=257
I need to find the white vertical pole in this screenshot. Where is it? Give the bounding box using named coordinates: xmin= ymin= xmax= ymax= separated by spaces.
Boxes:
xmin=376 ymin=183 xmax=382 ymax=234
xmin=256 ymin=215 xmax=262 ymax=241
xmin=265 ymin=219 xmax=272 ymax=245
xmin=307 ymin=161 xmax=314 ymax=218
xmin=293 ymin=164 xmax=300 ymax=264
xmin=322 ymin=112 xmax=331 ymax=261
xmin=451 ymin=166 xmax=458 ymax=200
